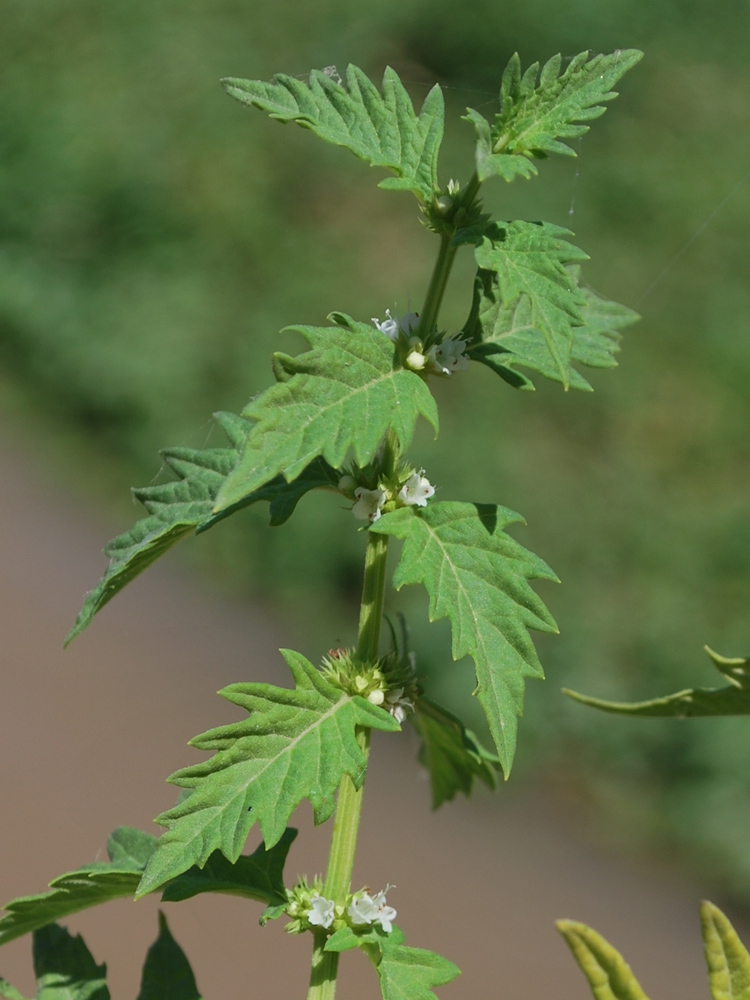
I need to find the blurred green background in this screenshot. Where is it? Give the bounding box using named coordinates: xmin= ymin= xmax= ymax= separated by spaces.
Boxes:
xmin=2 ymin=0 xmax=750 ymax=898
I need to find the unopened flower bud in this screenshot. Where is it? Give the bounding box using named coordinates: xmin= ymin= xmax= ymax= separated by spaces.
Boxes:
xmin=367 ymin=689 xmax=385 ymax=706
xmin=406 ymin=350 xmax=427 ymax=371
xmin=338 ymin=475 xmax=356 ymax=493
xmin=435 ymin=195 xmax=453 ymax=214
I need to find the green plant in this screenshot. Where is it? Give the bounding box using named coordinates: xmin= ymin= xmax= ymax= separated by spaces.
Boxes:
xmin=0 ymin=50 xmax=642 ymax=998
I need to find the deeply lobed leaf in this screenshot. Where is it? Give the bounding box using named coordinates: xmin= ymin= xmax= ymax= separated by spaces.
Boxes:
xmin=137 ymin=650 xmax=399 ymax=896
xmin=701 ymin=900 xmax=750 ymax=1000
xmin=557 ymin=920 xmax=651 ymax=1000
xmin=465 ymin=49 xmax=643 ymax=182
xmin=0 ymin=828 xmax=156 ymax=947
xmin=215 ymin=314 xmax=438 ymax=512
xmin=371 ymin=502 xmax=558 ymax=775
xmin=137 ymin=913 xmax=202 ymax=1000
xmin=222 ymin=65 xmax=444 ymax=204
xmin=67 ymin=411 xmax=336 ymax=643
xmin=565 ymin=646 xmax=750 ymax=718
xmin=412 ymin=698 xmax=499 ymax=808
xmin=466 ymin=266 xmax=638 ymax=391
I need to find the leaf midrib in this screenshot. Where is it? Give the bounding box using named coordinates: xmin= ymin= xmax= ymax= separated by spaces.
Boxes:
xmin=166 ymin=694 xmax=355 ymax=850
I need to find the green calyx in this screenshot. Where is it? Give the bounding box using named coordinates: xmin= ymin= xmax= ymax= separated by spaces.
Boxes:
xmin=320 ymin=647 xmax=418 ymax=717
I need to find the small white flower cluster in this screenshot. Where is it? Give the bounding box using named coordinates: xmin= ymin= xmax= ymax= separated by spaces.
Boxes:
xmin=348 ymin=886 xmax=397 ymax=934
xmin=295 ymin=885 xmax=397 ymax=935
xmin=405 ymin=333 xmax=470 ymax=376
xmin=340 ymin=470 xmax=435 ymax=524
xmin=364 ymin=683 xmax=414 ymax=723
xmin=371 ymin=309 xmax=469 ymax=378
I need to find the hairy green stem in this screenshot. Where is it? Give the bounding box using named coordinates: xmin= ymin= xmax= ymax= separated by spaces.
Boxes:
xmin=306 ymin=533 xmax=388 ymax=1000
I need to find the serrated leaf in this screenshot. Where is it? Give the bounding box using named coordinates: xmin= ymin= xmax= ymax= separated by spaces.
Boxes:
xmin=137 ymin=650 xmax=400 ymax=897
xmin=222 ymin=65 xmax=444 ymax=204
xmin=557 ymin=920 xmax=651 ymax=1000
xmin=412 ymin=698 xmax=499 ymax=808
xmin=471 ymin=221 xmax=588 ymax=388
xmin=701 ymin=901 xmax=750 ymax=1000
xmin=137 ymin=913 xmax=201 ymax=1000
xmin=215 ymin=314 xmax=438 ymax=512
xmin=325 ymin=925 xmax=458 ymax=1000
xmin=161 ymin=827 xmax=296 ymax=907
xmin=67 ymin=409 xmax=337 ymax=643
xmin=465 ymin=49 xmax=642 ymax=184
xmin=466 ymin=266 xmax=638 ymax=391
xmin=34 ymin=924 xmax=109 ymax=1000
xmin=462 ymin=107 xmax=539 ymax=184
xmin=0 ymin=828 xmax=156 ymax=947
xmin=377 ymin=935 xmax=460 ymax=1000
xmin=565 ymin=646 xmax=750 ymax=718
xmin=371 ymin=502 xmax=558 ymax=775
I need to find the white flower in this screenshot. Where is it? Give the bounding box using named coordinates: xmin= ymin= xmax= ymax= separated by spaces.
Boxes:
xmin=372 ymin=309 xmax=419 ymax=341
xmin=426 ymin=335 xmax=469 ymax=376
xmin=307 ymin=894 xmax=335 ymax=929
xmin=385 ymin=687 xmax=415 ymax=724
xmin=348 ymin=886 xmax=397 ymax=934
xmin=352 ymin=487 xmax=386 ymax=523
xmin=398 ymin=471 xmax=435 ymax=508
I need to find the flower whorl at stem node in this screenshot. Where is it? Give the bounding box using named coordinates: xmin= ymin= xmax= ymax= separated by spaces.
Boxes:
xmin=319 ymin=648 xmax=417 ymax=723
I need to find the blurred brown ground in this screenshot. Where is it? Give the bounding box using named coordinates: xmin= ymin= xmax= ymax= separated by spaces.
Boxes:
xmin=0 ymin=435 xmax=740 ymax=999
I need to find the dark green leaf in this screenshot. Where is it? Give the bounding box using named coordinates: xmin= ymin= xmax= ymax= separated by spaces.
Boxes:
xmin=412 ymin=698 xmax=499 ymax=808
xmin=701 ymin=900 xmax=750 ymax=1000
xmin=222 ymin=65 xmax=444 ymax=204
xmin=371 ymin=502 xmax=558 ymax=775
xmin=0 ymin=828 xmax=156 ymax=947
xmin=137 ymin=913 xmax=201 ymax=1000
xmin=67 ymin=409 xmax=337 ymax=643
xmin=465 ymin=50 xmax=642 ymax=182
xmin=466 ymin=266 xmax=638 ymax=391
xmin=215 ymin=314 xmax=438 ymax=512
xmin=137 ymin=650 xmax=399 ymax=897
xmin=564 ymin=646 xmax=750 ymax=718
xmin=557 ymin=919 xmax=651 ymax=1000
xmin=34 ymin=924 xmax=109 ymax=1000
xmin=161 ymin=827 xmax=296 ymax=907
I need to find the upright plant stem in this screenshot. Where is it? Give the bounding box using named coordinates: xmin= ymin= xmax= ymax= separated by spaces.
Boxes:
xmin=306 ymin=175 xmax=479 ymax=994
xmin=306 ymin=533 xmax=388 ymax=1000
xmin=417 ymin=232 xmax=457 ymax=342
